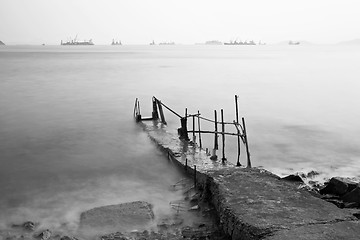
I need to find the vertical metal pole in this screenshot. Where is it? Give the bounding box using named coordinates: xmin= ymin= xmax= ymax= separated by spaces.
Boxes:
xmin=221 ymin=109 xmax=226 ymax=163
xmin=235 ymin=95 xmax=241 ymax=166
xmin=197 ymin=111 xmax=202 ymax=149
xmin=242 ymin=117 xmax=252 ymax=168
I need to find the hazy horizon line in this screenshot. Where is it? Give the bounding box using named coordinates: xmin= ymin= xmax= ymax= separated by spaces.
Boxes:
xmin=1 ymin=39 xmax=360 ymax=46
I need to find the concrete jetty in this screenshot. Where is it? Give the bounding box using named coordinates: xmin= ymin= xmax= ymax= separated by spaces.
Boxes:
xmin=139 ymin=121 xmax=360 ymax=240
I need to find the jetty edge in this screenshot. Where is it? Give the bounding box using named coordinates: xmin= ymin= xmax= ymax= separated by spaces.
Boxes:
xmin=134 ymin=96 xmax=360 ymax=240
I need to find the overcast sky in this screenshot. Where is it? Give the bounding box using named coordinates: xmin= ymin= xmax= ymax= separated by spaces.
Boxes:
xmin=0 ymin=0 xmax=359 ymax=45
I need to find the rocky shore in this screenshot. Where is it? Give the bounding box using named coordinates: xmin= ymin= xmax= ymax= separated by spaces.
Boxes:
xmin=137 ymin=120 xmax=360 ymax=239
xmin=0 ymin=178 xmax=229 ymax=240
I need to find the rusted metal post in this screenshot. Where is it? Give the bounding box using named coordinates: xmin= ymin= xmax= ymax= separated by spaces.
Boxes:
xmin=235 ymin=95 xmax=241 ymax=166
xmin=197 ymin=110 xmax=202 ymax=149
xmin=210 ymin=110 xmax=218 ymax=160
xmin=157 ymin=100 xmax=167 ymax=124
xmin=221 ymin=109 xmax=226 ymax=163
xmin=152 ymin=97 xmax=159 ymax=120
xmin=242 ymin=117 xmax=252 ymax=168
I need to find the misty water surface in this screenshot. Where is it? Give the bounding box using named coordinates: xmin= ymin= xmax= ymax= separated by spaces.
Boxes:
xmin=0 ymin=44 xmax=360 ymax=230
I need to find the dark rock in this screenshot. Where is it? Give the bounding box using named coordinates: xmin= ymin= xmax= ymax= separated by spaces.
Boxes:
xmin=23 ymin=221 xmax=35 ymax=231
xmin=60 ymin=236 xmax=79 ymax=240
xmin=157 ymin=217 xmax=184 ymax=230
xmin=281 ymin=174 xmax=304 ymax=183
xmin=100 ymin=232 xmax=129 ymax=240
xmin=344 ymin=202 xmax=359 ymax=208
xmin=181 ymin=226 xmax=213 ymax=239
xmin=320 ymin=194 xmax=340 ymax=200
xmin=306 ymin=170 xmax=320 ymax=178
xmin=79 ymin=201 xmax=154 ymax=233
xmin=189 ymin=205 xmax=200 ymax=211
xmin=11 ymin=221 xmax=36 ymax=232
xmin=35 ymin=229 xmax=51 ymax=240
xmin=342 ymin=187 xmax=360 ymax=204
xmin=325 ymin=199 xmax=345 ymax=208
xmin=189 ymin=192 xmax=200 ymax=204
xmin=319 ymin=177 xmax=357 ymax=196
xmin=307 ymin=180 xmax=322 ymax=190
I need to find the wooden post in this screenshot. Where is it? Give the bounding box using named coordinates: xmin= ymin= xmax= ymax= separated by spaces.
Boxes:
xmin=221 ymin=109 xmax=226 ymax=163
xmin=157 ymin=100 xmax=167 ymax=124
xmin=137 ymin=100 xmax=141 ymax=116
xmin=214 ymin=110 xmax=218 ymax=150
xmin=152 ymin=97 xmax=159 ymax=120
xmin=197 ymin=110 xmax=202 ymax=149
xmin=194 ymin=165 xmax=197 ymax=188
xmin=235 ymin=95 xmax=241 ymax=166
xmin=185 ymin=158 xmax=188 ymax=170
xmin=242 ymin=117 xmax=251 ymax=168
xmin=210 ymin=110 xmax=218 ymax=160
xmin=134 ymin=98 xmax=141 ymax=122
xmin=178 ymin=108 xmax=189 ymax=140
xmin=133 ymin=98 xmax=138 ymax=118
xmin=179 ymin=118 xmax=189 ymax=140
xmin=192 ymin=115 xmax=196 ymax=143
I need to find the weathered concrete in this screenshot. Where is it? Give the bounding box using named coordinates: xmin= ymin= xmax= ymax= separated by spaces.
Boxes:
xmin=140 ymin=121 xmax=360 ymax=240
xmin=79 ymin=201 xmax=154 ymax=235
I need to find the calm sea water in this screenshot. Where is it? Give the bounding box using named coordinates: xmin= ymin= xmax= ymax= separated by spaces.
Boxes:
xmin=1 ymin=44 xmax=360 ymax=230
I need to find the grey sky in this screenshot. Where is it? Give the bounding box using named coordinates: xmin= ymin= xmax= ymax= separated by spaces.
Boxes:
xmin=0 ymin=0 xmax=359 ymax=44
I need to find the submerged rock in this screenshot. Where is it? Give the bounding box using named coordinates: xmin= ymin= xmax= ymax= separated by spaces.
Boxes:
xmin=23 ymin=222 xmax=36 ymax=232
xmin=79 ymin=201 xmax=154 ymax=234
xmin=11 ymin=221 xmax=36 ymax=232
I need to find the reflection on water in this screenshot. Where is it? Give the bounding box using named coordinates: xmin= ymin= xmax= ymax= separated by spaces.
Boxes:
xmin=0 ymin=45 xmax=360 ymax=231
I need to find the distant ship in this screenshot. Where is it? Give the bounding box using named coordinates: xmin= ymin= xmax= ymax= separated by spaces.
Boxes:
xmin=205 ymin=40 xmax=223 ymax=45
xmin=159 ymin=42 xmax=175 ymax=45
xmin=61 ymin=36 xmax=94 ymax=45
xmin=289 ymin=41 xmax=300 ymax=45
xmin=111 ymin=39 xmax=122 ymax=45
xmin=150 ymin=40 xmax=156 ymax=45
xmin=224 ymin=40 xmax=256 ymax=45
